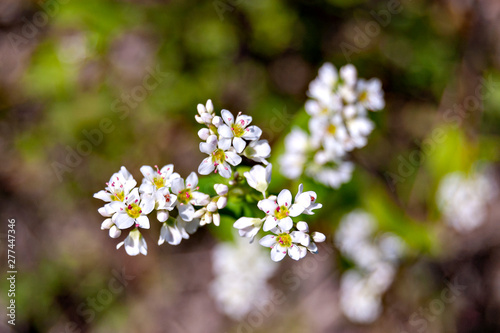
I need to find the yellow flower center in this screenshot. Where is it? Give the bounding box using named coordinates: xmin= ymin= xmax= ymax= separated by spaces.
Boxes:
xmin=126 ymin=203 xmax=142 ymax=219
xmin=111 ymin=191 xmax=124 ymax=201
xmin=276 ymin=233 xmax=292 ymax=248
xmin=327 ymin=123 xmax=337 ymax=135
xmin=232 ymin=123 xmax=245 ymax=137
xmin=359 ymin=91 xmax=368 ymax=102
xmin=153 ymin=176 xmax=165 ymax=189
xmin=177 ymin=188 xmax=192 ymax=205
xmin=212 ymin=148 xmax=226 ymax=164
xmin=275 ymin=205 xmax=289 ymax=220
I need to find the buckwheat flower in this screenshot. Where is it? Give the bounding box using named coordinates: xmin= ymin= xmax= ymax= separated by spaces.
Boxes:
xmin=158 ymin=216 xmax=198 ymax=246
xmin=109 ymin=189 xmax=154 ymax=230
xmin=139 ymin=164 xmax=180 ymax=196
xmin=293 ymin=221 xmax=326 ymax=254
xmin=339 ymin=64 xmax=358 ymax=104
xmin=437 ymin=169 xmax=497 ymax=233
xmin=259 ymin=225 xmax=303 ymax=262
xmin=171 ymin=172 xmax=210 ymax=222
xmin=307 ymin=63 xmax=341 ymax=109
xmin=243 ymin=139 xmax=271 ymax=165
xmin=117 ymin=228 xmax=147 ymax=256
xmin=295 ymin=184 xmax=322 ymax=215
xmin=154 ymin=187 xmax=177 ymax=222
xmin=233 ymin=217 xmax=264 ymax=242
xmin=218 ymin=109 xmax=262 ymax=153
xmin=244 ymin=164 xmax=272 ymax=196
xmin=309 ymin=114 xmax=349 ymax=155
xmin=195 ymin=99 xmax=215 ymax=125
xmin=93 ymin=166 xmax=136 ymax=203
xmin=341 ymin=105 xmax=375 ymax=150
xmin=198 ymin=135 xmax=242 ymax=179
xmin=306 ymin=158 xmax=354 ymax=189
xmin=279 ymin=128 xmax=309 ymax=179
xmin=357 ymin=78 xmax=385 ymax=111
xmin=259 ymin=187 xmax=309 ymax=231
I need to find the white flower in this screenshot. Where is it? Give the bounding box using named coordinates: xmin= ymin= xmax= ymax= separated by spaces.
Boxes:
xmin=198 ymin=135 xmax=242 ymax=179
xmin=154 ymin=186 xmax=177 ymax=222
xmin=244 ymin=164 xmax=272 ymax=195
xmin=259 ymin=225 xmax=304 ymax=262
xmin=109 ymin=188 xmax=154 ymax=230
xmin=218 ymin=109 xmax=262 ymax=153
xmin=279 ymin=128 xmax=309 ymax=179
xmin=139 ymin=164 xmax=180 ymax=195
xmin=339 ymin=64 xmax=358 ymax=104
xmin=357 ymin=78 xmax=385 ymax=111
xmin=210 ymin=238 xmax=277 ymax=320
xmin=295 ymin=184 xmax=322 ymax=215
xmin=117 ymin=228 xmax=147 ymax=256
xmin=437 ymin=169 xmax=497 ymax=233
xmin=243 ymin=139 xmax=271 ymax=165
xmin=158 ymin=216 xmax=199 ymax=246
xmin=195 ymin=99 xmax=215 ymax=125
xmin=306 ymin=159 xmax=354 ymax=189
xmin=171 ymin=172 xmax=210 ymax=222
xmin=258 ymin=188 xmax=307 ymax=232
xmin=93 ymin=166 xmax=136 ymax=203
xmin=309 ymin=114 xmax=349 ymax=155
xmin=233 ymin=217 xmax=264 ymax=243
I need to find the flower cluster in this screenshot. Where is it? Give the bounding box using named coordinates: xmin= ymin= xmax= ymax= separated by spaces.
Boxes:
xmin=335 ymin=210 xmax=405 ymax=324
xmin=209 ymin=237 xmax=277 ymax=320
xmin=94 ymin=164 xmax=230 ymax=255
xmin=234 ymin=165 xmax=326 ymax=262
xmin=279 ymin=63 xmax=384 ymax=188
xmin=437 ymin=168 xmax=497 ymax=233
xmin=196 ymin=99 xmax=271 ymax=179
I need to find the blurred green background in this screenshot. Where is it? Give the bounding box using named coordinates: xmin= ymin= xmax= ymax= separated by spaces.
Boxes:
xmin=1 ymin=0 xmax=500 ymax=332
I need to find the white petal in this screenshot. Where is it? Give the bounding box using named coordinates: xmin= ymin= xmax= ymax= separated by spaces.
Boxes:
xmin=288 ymin=245 xmax=301 ymax=260
xmin=289 ymin=203 xmax=305 ymax=217
xmin=263 ymin=215 xmax=278 ymax=231
xmin=218 ymin=124 xmax=233 ymax=139
xmin=217 ymin=163 xmax=232 ymax=179
xmin=225 ymin=150 xmax=242 ymax=166
xmin=234 ymin=217 xmax=258 ymax=229
xmin=178 ymin=203 xmax=195 ymax=221
xmin=186 ymin=172 xmax=198 ymax=188
xmin=277 ymin=189 xmax=292 ymax=207
xmin=135 ymin=215 xmax=150 ymax=229
xmin=259 ymin=235 xmax=277 ymax=247
xmin=171 ymin=178 xmax=184 ymax=194
xmin=140 ymin=196 xmax=155 ymax=215
xmin=258 ymin=199 xmax=278 ymax=215
xmin=278 ymin=217 xmax=293 ymax=231
xmin=233 ymin=137 xmax=246 ymax=154
xmin=270 ymin=245 xmax=287 ymax=262
xmin=221 ymin=109 xmax=234 ymax=125
xmin=241 ymin=125 xmax=262 ymax=140
xmin=198 ymin=157 xmax=215 ymax=175
xmin=235 ymin=114 xmax=252 ymax=127
xmin=94 ymin=190 xmax=112 ymax=202
xmin=113 ymin=213 xmax=135 ymax=229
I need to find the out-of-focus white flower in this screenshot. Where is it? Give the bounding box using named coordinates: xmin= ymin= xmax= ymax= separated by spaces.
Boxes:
xmin=336 ymin=209 xmax=406 ymax=324
xmin=437 ymin=170 xmax=497 ymax=233
xmin=244 ymin=164 xmax=272 ymax=195
xmin=357 ymin=78 xmax=385 ymax=111
xmin=198 ymin=134 xmax=242 ymax=179
xmin=109 ymin=188 xmax=155 ymax=230
xmin=279 ymin=128 xmax=309 ymax=179
xmin=139 ymin=164 xmax=180 ymax=196
xmin=218 ymin=109 xmax=262 ymax=153
xmin=117 ymin=228 xmax=148 ymax=256
xmin=210 ymin=237 xmax=277 ymax=320
xmin=243 ymin=139 xmax=271 ymax=165
xmin=171 ymin=172 xmax=210 ymax=222
xmin=93 ymin=166 xmax=137 ymax=203
xmin=306 ymin=159 xmax=355 ymax=189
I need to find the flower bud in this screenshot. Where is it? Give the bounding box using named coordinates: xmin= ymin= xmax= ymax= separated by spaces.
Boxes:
xmin=109 ymin=225 xmax=121 ymax=238
xmin=217 ymin=196 xmax=228 ymax=209
xmin=207 ymin=201 xmax=218 ymax=212
xmin=213 ymin=213 xmax=220 ymax=226
xmin=214 ymin=183 xmax=229 ymax=196
xmin=212 ymin=116 xmax=223 ymax=127
xmin=198 ymin=128 xmax=210 ymax=140
xmin=157 ymin=210 xmax=169 ymax=222
xmin=101 ymin=218 xmax=114 ymax=230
